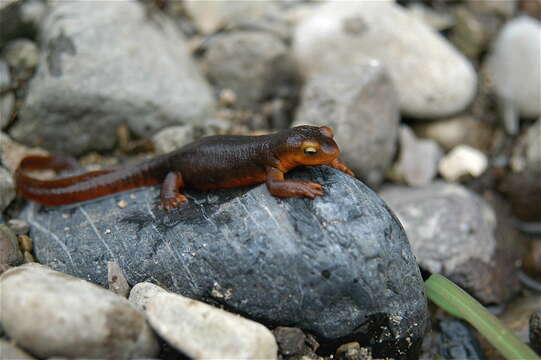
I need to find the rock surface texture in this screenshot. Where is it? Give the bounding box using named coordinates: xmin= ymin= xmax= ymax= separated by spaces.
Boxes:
xmin=9 ymin=0 xmax=214 ymax=155
xmin=20 ymin=167 xmax=428 ymax=359
xmin=130 ymin=282 xmax=278 ymax=359
xmin=0 ymin=263 xmax=159 ymax=359
xmin=380 ymin=182 xmax=518 ymax=303
xmin=294 ymin=63 xmax=399 ymax=187
xmin=293 ymin=1 xmax=477 ymax=118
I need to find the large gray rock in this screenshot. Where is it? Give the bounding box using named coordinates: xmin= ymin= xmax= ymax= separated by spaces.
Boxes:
xmin=488 ymin=16 xmax=541 ymax=119
xmin=130 ymin=282 xmax=278 ymax=359
xmin=293 ymin=1 xmax=477 ymax=119
xmin=9 ymin=0 xmax=215 ymax=155
xmin=0 ymin=263 xmax=159 ymax=359
xmin=20 ymin=166 xmax=428 ymax=359
xmin=205 ymin=31 xmax=298 ymax=109
xmin=293 ymin=63 xmax=399 ymax=187
xmin=380 ymin=182 xmax=519 ymax=303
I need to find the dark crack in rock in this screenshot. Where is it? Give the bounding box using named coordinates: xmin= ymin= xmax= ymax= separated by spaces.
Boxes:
xmin=20 ymin=167 xmax=427 ymax=359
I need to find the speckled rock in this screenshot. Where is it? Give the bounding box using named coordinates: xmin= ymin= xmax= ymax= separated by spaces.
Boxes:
xmin=293 ymin=63 xmax=399 ymax=187
xmin=0 ymin=263 xmax=159 ymax=359
xmin=436 ymin=320 xmax=484 ymax=360
xmin=130 ymin=282 xmax=278 ymax=359
xmin=9 ymin=0 xmax=214 ymax=155
xmin=20 ymin=166 xmax=428 ymax=359
xmin=293 ymin=1 xmax=477 ymax=119
xmin=205 ymin=31 xmax=298 ymax=109
xmin=488 ymin=16 xmax=541 ymax=119
xmin=380 ymin=182 xmax=519 ymax=303
xmin=0 ymin=224 xmax=23 ymax=266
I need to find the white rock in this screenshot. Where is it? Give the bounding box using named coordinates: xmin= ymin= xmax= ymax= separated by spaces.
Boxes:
xmin=0 ymin=263 xmax=159 ymax=359
xmin=152 ymin=125 xmax=194 ymax=154
xmin=293 ymin=1 xmax=477 ymax=119
xmin=395 ymin=126 xmax=443 ymax=187
xmin=130 ymin=282 xmax=278 ymax=360
xmin=439 ymin=145 xmax=488 ymax=181
xmin=488 ymin=16 xmax=541 ymax=119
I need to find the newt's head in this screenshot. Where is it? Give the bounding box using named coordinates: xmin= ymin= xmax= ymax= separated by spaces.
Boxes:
xmin=275 ymin=125 xmax=340 ymax=169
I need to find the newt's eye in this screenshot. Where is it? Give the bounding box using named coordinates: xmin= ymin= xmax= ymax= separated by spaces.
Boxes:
xmin=304 ymin=147 xmax=317 ymax=155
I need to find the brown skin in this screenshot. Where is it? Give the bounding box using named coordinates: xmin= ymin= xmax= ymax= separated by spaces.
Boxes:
xmin=15 ymin=125 xmax=354 ymax=211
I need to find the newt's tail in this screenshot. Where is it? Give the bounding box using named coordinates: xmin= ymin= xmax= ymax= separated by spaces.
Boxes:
xmin=15 ymin=155 xmax=161 ymax=206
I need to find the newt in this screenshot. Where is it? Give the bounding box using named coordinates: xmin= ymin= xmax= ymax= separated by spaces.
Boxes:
xmin=15 ymin=125 xmax=354 ymax=211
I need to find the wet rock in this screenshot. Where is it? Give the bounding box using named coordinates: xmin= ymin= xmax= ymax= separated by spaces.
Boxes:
xmin=205 ymin=31 xmax=298 ymax=109
xmin=10 ymin=0 xmax=214 ymax=156
xmin=438 ymin=145 xmax=488 ymax=182
xmin=412 ymin=115 xmax=495 ymax=152
xmin=0 ymin=339 xmax=37 ymax=360
xmin=2 ymin=38 xmax=40 ymax=81
xmin=130 ymin=282 xmax=278 ymax=359
xmin=108 ymin=261 xmax=130 ymax=298
xmin=0 ymin=60 xmax=15 ymax=129
xmin=531 ymin=309 xmax=541 ymax=354
xmin=152 ymin=125 xmax=194 ymax=155
xmin=437 ymin=319 xmax=484 ymax=360
xmin=0 ymin=224 xmax=23 ymax=266
xmin=293 ymin=63 xmax=399 ymax=187
xmin=0 ymin=166 xmax=15 ymax=212
xmin=184 ymin=1 xmax=289 ymax=40
xmin=293 ymin=1 xmax=477 ymax=119
xmin=390 ymin=126 xmax=442 ymax=187
xmin=21 ymin=166 xmax=428 ymax=359
xmin=487 ymin=16 xmax=541 ymax=119
xmin=380 ymin=182 xmax=518 ymax=303
xmin=0 ymin=263 xmax=159 ymax=359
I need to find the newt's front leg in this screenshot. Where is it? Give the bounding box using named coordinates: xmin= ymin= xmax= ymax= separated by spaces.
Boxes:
xmin=330 ymin=158 xmax=355 ymax=177
xmin=160 ymin=171 xmax=188 ymax=211
xmin=266 ymin=167 xmax=324 ymax=199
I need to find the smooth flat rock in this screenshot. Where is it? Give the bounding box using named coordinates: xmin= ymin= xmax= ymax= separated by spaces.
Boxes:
xmin=9 ymin=0 xmax=215 ymax=155
xmin=293 ymin=63 xmax=399 ymax=187
xmin=20 ymin=166 xmax=428 ymax=359
xmin=130 ymin=282 xmax=278 ymax=359
xmin=0 ymin=263 xmax=159 ymax=359
xmin=293 ymin=1 xmax=477 ymax=119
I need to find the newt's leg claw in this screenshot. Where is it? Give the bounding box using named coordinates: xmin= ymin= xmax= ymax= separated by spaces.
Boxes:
xmin=160 ymin=193 xmax=188 ymax=211
xmin=297 ymin=181 xmax=324 ymax=199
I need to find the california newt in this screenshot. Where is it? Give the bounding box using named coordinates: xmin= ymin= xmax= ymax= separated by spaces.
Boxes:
xmin=15 ymin=125 xmax=354 ymax=211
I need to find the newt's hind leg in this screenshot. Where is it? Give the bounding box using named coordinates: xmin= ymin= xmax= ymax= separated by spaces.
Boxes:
xmin=160 ymin=171 xmax=188 ymax=211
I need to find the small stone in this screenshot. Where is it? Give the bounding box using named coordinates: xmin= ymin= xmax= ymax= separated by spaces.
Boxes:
xmin=0 ymin=166 xmax=15 ymax=211
xmin=0 ymin=339 xmax=37 ymax=360
xmin=273 ymin=327 xmax=308 ymax=356
xmin=2 ymin=38 xmax=40 ymax=81
xmin=0 ymin=224 xmax=23 ymax=266
xmin=0 ymin=131 xmax=48 ymax=173
xmin=0 ymin=60 xmax=14 ymax=129
xmin=510 ymin=118 xmax=541 ymax=172
xmin=23 ymin=250 xmax=34 ymax=263
xmin=0 ymin=263 xmax=159 ymax=359
xmin=439 ymin=145 xmax=488 ymax=182
xmin=152 ymin=125 xmax=194 ymax=155
xmin=407 ymin=3 xmax=455 ymax=31
xmin=530 ymin=309 xmax=541 ymax=354
xmin=130 ymin=282 xmax=278 ymax=359
xmin=487 ymin=16 xmax=541 ymax=119
xmin=449 ymin=6 xmax=489 ymax=59
xmin=393 ymin=126 xmax=442 ymax=187
xmin=500 ymin=295 xmax=541 ymax=343
xmin=219 ymin=88 xmax=237 ymax=107
xmin=412 ymin=115 xmax=495 ymax=152
xmin=335 ymin=342 xmax=365 ymax=360
xmin=108 ymin=261 xmax=130 ymax=298
xmin=117 ymin=199 xmax=128 ymax=209
xmin=380 ymin=182 xmax=518 ymax=303
xmin=293 ymin=1 xmax=477 ymax=119
xmin=498 ymin=169 xmax=541 ymax=222
xmin=205 ymin=31 xmax=298 ymax=109
xmin=293 ymin=63 xmax=399 ymax=187
xmin=436 ymin=320 xmax=484 ymax=360
xmin=17 ymin=234 xmax=32 ymax=252
xmin=520 ymin=0 xmax=541 ymax=20
xmin=7 ymin=218 xmax=29 ymax=235
xmin=467 ymin=0 xmax=516 ymax=18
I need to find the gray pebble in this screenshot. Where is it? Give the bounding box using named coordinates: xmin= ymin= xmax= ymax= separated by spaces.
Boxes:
xmin=0 ymin=263 xmax=159 ymax=359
